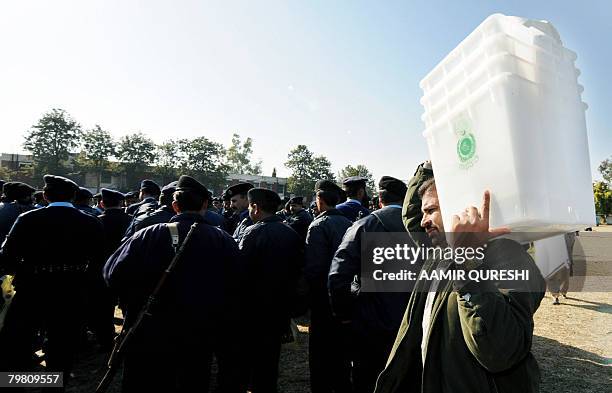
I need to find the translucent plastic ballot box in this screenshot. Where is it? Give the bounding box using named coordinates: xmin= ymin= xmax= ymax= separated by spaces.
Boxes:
xmin=534 ymin=234 xmax=570 ymax=279
xmin=420 ymin=14 xmax=595 ymax=243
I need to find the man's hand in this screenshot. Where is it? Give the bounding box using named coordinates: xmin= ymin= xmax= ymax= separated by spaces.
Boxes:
xmin=449 ymin=190 xmax=510 ymax=248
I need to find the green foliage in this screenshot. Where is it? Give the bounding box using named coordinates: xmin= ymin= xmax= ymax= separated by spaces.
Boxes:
xmin=23 ymin=108 xmax=82 ymax=176
xmin=116 ymin=133 xmax=157 ymax=188
xmin=77 ymin=125 xmax=116 ymax=191
xmin=598 ymin=157 xmax=612 ymax=184
xmin=177 ymin=137 xmax=229 ymax=190
xmin=593 ymin=181 xmax=612 ymax=216
xmin=226 ymin=133 xmax=262 ymax=175
xmin=338 ymin=164 xmax=376 ymax=195
xmin=285 ymin=145 xmax=334 ymax=197
xmin=155 ymin=140 xmax=181 ymax=184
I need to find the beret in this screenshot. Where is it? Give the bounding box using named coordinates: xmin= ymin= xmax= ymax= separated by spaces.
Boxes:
xmin=2 ymin=182 xmax=20 ymax=199
xmin=76 ymin=187 xmax=94 ymax=200
xmin=0 ymin=180 xmax=5 ymax=189
xmin=43 ymin=175 xmax=79 ymax=194
xmin=101 ymin=188 xmax=125 ymax=201
xmin=161 ymin=181 xmax=178 ymax=196
xmin=247 ymin=188 xmax=281 ymax=206
xmin=342 ymin=176 xmax=368 ymax=186
xmin=176 ymin=175 xmax=208 ymax=197
xmin=378 ymin=176 xmax=407 ymax=198
xmin=226 ymin=182 xmax=254 ymax=197
xmin=289 ymin=196 xmax=304 ymax=205
xmin=315 ymin=179 xmax=343 ymax=194
xmin=8 ymin=182 xmax=36 ymax=200
xmin=140 ymin=179 xmax=161 ymax=194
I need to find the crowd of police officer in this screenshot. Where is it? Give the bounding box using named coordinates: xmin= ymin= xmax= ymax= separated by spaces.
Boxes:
xmin=0 ymin=173 xmax=411 ymax=393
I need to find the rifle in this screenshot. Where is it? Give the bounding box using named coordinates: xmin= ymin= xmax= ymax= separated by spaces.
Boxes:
xmin=95 ymin=222 xmax=199 ymax=393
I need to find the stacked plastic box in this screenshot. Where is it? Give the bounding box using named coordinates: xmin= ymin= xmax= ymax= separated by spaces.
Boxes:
xmin=420 ymin=14 xmax=595 ymax=242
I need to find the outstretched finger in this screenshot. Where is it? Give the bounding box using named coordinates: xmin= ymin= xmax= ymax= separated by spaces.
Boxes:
xmin=481 ymin=190 xmax=491 ymax=225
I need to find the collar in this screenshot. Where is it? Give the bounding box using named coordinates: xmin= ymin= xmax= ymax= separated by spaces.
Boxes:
xmin=239 ymin=209 xmax=250 ymax=219
xmin=170 ymin=212 xmax=205 ymax=223
xmin=142 ymin=196 xmax=157 ymax=203
xmin=47 ymin=202 xmax=74 ymax=208
xmin=382 ymin=204 xmax=402 ymax=209
xmin=319 ymin=208 xmax=343 ymax=217
xmin=345 ymin=199 xmax=363 ymax=206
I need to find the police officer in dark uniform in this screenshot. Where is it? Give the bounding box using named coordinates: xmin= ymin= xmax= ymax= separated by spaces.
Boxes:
xmin=0 ymin=175 xmax=104 ymax=386
xmin=125 ymin=179 xmax=160 ymax=216
xmin=304 ymin=180 xmax=353 ymax=393
xmin=328 ymin=176 xmax=411 ymax=393
xmin=204 ymin=190 xmax=227 ymax=230
xmin=227 ymin=182 xmax=254 ymax=241
xmin=238 ymin=188 xmax=303 ymax=392
xmin=0 ymin=182 xmax=36 ymax=242
xmin=124 ymin=181 xmax=178 ymax=238
xmin=336 ymin=176 xmax=370 ymax=222
xmin=33 ymin=190 xmax=47 ymax=208
xmin=286 ymin=196 xmax=313 ymax=242
xmin=221 ymin=191 xmax=238 ymax=234
xmin=104 ymin=175 xmax=245 ymax=393
xmin=90 ymin=188 xmax=131 ymax=350
xmin=75 ymin=187 xmax=101 ymax=216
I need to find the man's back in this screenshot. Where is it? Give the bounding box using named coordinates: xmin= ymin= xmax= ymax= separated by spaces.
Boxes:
xmin=1 ymin=206 xmax=104 ymax=285
xmin=98 ymin=208 xmax=132 ymax=258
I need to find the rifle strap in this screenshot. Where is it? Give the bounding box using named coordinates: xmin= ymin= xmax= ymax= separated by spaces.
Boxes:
xmin=167 ymin=223 xmax=180 ymax=253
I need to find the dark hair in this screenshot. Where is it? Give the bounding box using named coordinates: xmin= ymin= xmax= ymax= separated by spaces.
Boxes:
xmin=417 ymin=178 xmax=436 ymax=199
xmin=173 ymin=190 xmax=206 ymax=211
xmin=249 ymin=196 xmax=280 ymax=214
xmin=317 ymin=190 xmax=339 ymax=207
xmin=378 ymin=190 xmax=403 ymax=205
xmin=344 ymin=183 xmax=364 ymax=199
xmin=43 ymin=186 xmax=75 ymax=203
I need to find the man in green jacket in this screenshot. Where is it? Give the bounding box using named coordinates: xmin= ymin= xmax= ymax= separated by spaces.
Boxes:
xmin=375 ymin=174 xmax=545 ymax=393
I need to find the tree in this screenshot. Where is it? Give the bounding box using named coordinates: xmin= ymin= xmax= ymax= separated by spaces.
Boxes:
xmin=178 ymin=137 xmax=229 ymax=191
xmin=337 ymin=164 xmax=376 ymax=195
xmin=593 ymin=181 xmax=612 ymax=222
xmin=225 ymin=133 xmax=262 ymax=175
xmin=116 ymin=132 xmax=157 ymax=189
xmin=285 ymin=145 xmax=334 ymax=197
xmin=23 ymin=108 xmax=82 ymax=177
xmin=599 ymin=156 xmax=612 ymax=184
xmin=78 ymin=125 xmax=116 ymax=191
xmin=155 ymin=140 xmax=182 ymax=184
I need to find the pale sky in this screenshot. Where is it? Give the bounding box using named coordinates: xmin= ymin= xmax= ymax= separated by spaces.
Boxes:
xmin=0 ymin=0 xmax=610 ymax=181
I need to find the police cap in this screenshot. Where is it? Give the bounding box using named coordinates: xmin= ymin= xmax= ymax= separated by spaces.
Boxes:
xmin=43 ymin=175 xmax=79 ymax=195
xmin=342 ymin=176 xmax=368 ymax=186
xmin=76 ymin=187 xmax=94 ymax=200
xmin=289 ymin=196 xmax=304 ymax=205
xmin=101 ymin=188 xmax=125 ymax=204
xmin=161 ymin=181 xmax=178 ymax=197
xmin=226 ymin=182 xmax=254 ymax=197
xmin=247 ymin=188 xmax=281 ymax=212
xmin=140 ymin=179 xmax=161 ymax=195
xmin=176 ymin=175 xmax=208 ymax=198
xmin=315 ymin=179 xmax=343 ymax=194
xmin=378 ymin=176 xmax=407 ymax=198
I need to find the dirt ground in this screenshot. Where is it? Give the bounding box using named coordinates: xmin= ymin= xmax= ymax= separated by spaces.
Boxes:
xmin=24 ymin=228 xmax=612 ymax=392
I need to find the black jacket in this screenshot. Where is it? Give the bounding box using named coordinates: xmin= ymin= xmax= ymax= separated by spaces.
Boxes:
xmin=238 ymin=215 xmax=303 ymax=330
xmin=287 ymin=209 xmax=313 ymax=242
xmin=328 ymin=205 xmax=411 ymax=337
xmin=98 ymin=208 xmax=132 ymax=260
xmin=304 ymin=209 xmax=351 ymax=307
xmin=0 ymin=202 xmax=34 ymax=244
xmin=0 ymin=205 xmax=105 ymax=298
xmin=104 ymin=213 xmax=246 ymax=341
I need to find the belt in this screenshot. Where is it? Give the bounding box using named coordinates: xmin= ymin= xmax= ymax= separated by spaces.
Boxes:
xmin=31 ymin=264 xmax=88 ymax=274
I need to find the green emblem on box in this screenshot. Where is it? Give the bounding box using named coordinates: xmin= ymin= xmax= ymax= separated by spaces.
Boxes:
xmin=453 ymin=116 xmax=478 ymax=169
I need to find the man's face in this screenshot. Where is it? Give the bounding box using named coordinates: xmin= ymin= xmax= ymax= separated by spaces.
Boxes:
xmin=420 ymin=187 xmax=446 ymax=245
xmin=289 ymin=203 xmax=303 ymax=214
xmin=231 ymin=194 xmax=249 ymax=212
xmin=223 ymin=200 xmax=231 ymax=210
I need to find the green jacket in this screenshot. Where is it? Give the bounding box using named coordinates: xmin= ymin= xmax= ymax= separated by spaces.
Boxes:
xmin=376 ymin=166 xmax=546 ymax=393
xmin=402 ymin=163 xmax=434 ymax=233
